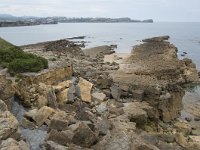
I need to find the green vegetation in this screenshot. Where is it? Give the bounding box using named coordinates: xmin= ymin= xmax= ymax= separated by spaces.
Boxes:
xmin=0 ymin=37 xmax=48 ymax=74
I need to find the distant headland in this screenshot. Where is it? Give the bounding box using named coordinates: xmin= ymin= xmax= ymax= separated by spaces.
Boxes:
xmin=0 ymin=14 xmax=153 ymax=27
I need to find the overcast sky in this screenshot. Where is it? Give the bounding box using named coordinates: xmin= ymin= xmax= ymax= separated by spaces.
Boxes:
xmin=0 ymin=0 xmax=200 ymax=22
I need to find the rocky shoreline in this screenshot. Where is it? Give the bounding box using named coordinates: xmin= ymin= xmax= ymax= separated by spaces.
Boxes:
xmin=0 ymin=36 xmax=200 ymax=150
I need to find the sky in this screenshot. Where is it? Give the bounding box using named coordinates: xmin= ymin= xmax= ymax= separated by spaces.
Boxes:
xmin=0 ymin=0 xmax=200 ymax=22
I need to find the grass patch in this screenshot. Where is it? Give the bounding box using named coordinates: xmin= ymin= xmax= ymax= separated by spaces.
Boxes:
xmin=0 ymin=37 xmax=48 ymax=74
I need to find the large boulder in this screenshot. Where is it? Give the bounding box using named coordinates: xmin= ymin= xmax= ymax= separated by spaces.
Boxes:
xmin=0 ymin=138 xmax=30 ymax=150
xmin=78 ymin=78 xmax=93 ymax=103
xmin=72 ymin=123 xmax=98 ymax=147
xmin=0 ymin=100 xmax=19 ymax=140
xmin=33 ymin=106 xmax=55 ymax=126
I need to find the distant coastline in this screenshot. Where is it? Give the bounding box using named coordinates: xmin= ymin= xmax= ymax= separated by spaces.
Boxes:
xmin=0 ymin=14 xmax=153 ymax=27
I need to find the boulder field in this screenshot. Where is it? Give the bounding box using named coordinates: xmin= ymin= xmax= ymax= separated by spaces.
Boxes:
xmin=0 ymin=36 xmax=200 ymax=150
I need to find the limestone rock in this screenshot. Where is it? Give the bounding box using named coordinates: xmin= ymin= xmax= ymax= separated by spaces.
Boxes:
xmin=0 ymin=75 xmax=15 ymax=102
xmin=47 ymin=129 xmax=74 ymax=146
xmin=92 ymin=92 xmax=106 ymax=102
xmin=21 ymin=117 xmax=36 ymax=129
xmin=53 ymin=80 xmax=71 ymax=92
xmin=123 ymin=102 xmax=149 ymax=129
xmin=0 ymin=99 xmax=8 ymax=112
xmin=72 ymin=123 xmax=97 ymax=147
xmin=175 ymin=133 xmax=187 ymax=147
xmin=110 ymin=84 xmax=121 ymax=100
xmin=174 ymin=121 xmax=192 ymax=135
xmin=33 ymin=106 xmax=55 ymax=126
xmin=43 ymin=141 xmax=68 ymax=150
xmin=97 ymin=118 xmax=111 ymax=136
xmin=56 ymin=88 xmax=69 ymax=104
xmin=0 ymin=138 xmax=30 ymax=150
xmin=78 ymin=78 xmax=93 ymax=103
xmin=0 ymin=111 xmax=19 ymax=140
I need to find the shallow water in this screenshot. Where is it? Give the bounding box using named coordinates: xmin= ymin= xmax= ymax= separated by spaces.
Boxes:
xmin=181 ymin=86 xmax=200 ymax=127
xmin=11 ymin=98 xmax=47 ymax=150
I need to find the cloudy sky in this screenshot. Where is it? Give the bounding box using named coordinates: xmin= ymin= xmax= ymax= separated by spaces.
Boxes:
xmin=0 ymin=0 xmax=199 ymax=22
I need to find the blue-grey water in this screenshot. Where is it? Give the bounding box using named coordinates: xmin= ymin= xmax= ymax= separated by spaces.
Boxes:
xmin=0 ymin=22 xmax=200 ymax=69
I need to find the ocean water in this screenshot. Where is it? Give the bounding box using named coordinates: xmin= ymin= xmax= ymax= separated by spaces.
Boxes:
xmin=0 ymin=22 xmax=200 ymax=69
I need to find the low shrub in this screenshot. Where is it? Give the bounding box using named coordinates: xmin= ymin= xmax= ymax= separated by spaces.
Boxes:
xmin=0 ymin=38 xmax=48 ymax=74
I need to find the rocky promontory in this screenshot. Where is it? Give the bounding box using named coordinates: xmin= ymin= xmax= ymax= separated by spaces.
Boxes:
xmin=0 ymin=36 xmax=200 ymax=150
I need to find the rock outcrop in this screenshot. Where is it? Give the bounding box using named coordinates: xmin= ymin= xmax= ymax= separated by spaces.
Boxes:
xmin=112 ymin=36 xmax=199 ymax=122
xmin=0 ymin=37 xmax=199 ymax=150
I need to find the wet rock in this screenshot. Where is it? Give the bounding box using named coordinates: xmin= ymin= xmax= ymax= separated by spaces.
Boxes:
xmin=110 ymin=84 xmax=121 ymax=100
xmin=142 ymin=36 xmax=170 ymax=42
xmin=34 ymin=106 xmax=55 ymax=126
xmin=78 ymin=78 xmax=93 ymax=103
xmin=0 ymin=138 xmax=30 ymax=150
xmin=72 ymin=123 xmax=98 ymax=147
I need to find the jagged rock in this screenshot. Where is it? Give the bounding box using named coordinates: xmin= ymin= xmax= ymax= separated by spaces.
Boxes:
xmin=132 ymin=89 xmax=144 ymax=101
xmin=0 ymin=75 xmax=15 ymax=103
xmin=24 ymin=109 xmax=37 ymax=120
xmin=92 ymin=92 xmax=106 ymax=102
xmin=49 ymin=119 xmax=68 ymax=131
xmin=56 ymin=88 xmax=69 ymax=104
xmin=191 ymin=130 xmax=200 ymax=136
xmin=0 ymin=99 xmax=8 ymax=112
xmin=174 ymin=121 xmax=192 ymax=135
xmin=123 ymin=102 xmax=151 ymax=129
xmin=37 ymin=95 xmax=48 ymax=108
xmin=175 ymin=133 xmax=187 ymax=147
xmin=72 ymin=123 xmax=98 ymax=147
xmin=142 ymin=36 xmax=170 ymax=42
xmin=0 ymin=110 xmax=19 ymax=140
xmin=83 ymin=45 xmax=115 ymax=58
xmin=53 ymin=80 xmax=71 ymax=92
xmin=110 ymin=84 xmax=121 ymax=100
xmin=21 ymin=117 xmax=36 ymax=129
xmin=33 ymin=106 xmax=55 ymax=126
xmin=78 ymin=78 xmax=93 ymax=103
xmin=0 ymin=138 xmax=30 ymax=150
xmin=47 ymin=88 xmax=58 ymax=109
xmin=96 ymin=103 xmax=108 ymax=114
xmin=97 ymin=118 xmax=111 ymax=136
xmin=15 ymin=66 xmax=73 ymax=107
xmin=112 ymin=36 xmax=199 ymax=123
xmin=47 ymin=129 xmax=74 ymax=146
xmin=43 ymin=141 xmax=68 ymax=150
xmin=96 ymin=75 xmax=113 ymax=89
